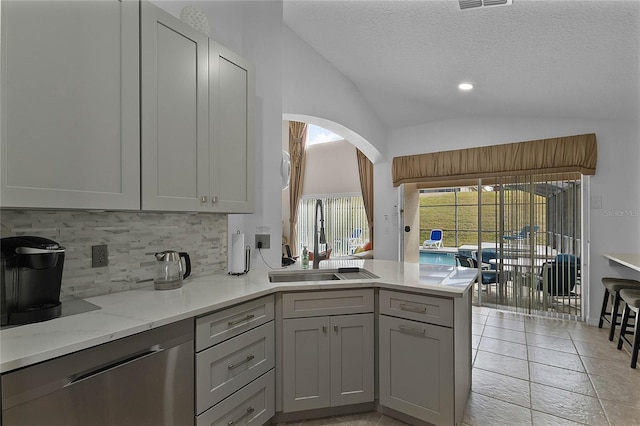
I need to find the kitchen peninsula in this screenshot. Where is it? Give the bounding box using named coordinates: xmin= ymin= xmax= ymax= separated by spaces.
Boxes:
xmin=1 ymin=259 xmax=477 ymax=426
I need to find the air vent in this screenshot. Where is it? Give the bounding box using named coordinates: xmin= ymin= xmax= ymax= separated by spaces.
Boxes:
xmin=459 ymin=0 xmax=512 ymax=9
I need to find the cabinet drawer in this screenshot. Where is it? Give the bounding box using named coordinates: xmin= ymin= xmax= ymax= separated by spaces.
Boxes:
xmin=282 ymin=289 xmax=374 ymax=318
xmin=196 ymin=322 xmax=274 ymax=414
xmin=196 ymin=370 xmax=274 ymax=426
xmin=379 ymin=290 xmax=453 ymax=327
xmin=196 ymin=295 xmax=274 ymax=352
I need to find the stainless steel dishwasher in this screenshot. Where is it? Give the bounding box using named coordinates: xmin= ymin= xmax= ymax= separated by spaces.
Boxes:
xmin=2 ymin=319 xmax=194 ymax=426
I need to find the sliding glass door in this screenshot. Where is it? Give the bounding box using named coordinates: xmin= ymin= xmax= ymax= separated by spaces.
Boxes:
xmin=419 ymin=173 xmax=583 ymax=320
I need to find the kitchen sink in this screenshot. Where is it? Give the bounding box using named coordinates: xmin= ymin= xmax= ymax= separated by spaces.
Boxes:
xmin=268 ymin=267 xmax=379 ymax=283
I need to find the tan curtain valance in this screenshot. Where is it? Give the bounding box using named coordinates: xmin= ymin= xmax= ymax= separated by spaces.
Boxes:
xmin=392 ymin=133 xmax=597 ymax=187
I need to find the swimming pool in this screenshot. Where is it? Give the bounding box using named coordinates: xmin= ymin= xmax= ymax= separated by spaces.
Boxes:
xmin=419 ymin=251 xmax=456 ymax=266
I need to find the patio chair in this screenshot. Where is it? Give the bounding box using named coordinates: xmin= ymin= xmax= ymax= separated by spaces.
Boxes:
xmin=457 ymin=254 xmax=499 ymax=294
xmin=422 ymin=229 xmax=443 ymax=249
xmin=537 ymin=256 xmax=578 ymax=297
xmin=502 ymin=225 xmax=539 ymax=243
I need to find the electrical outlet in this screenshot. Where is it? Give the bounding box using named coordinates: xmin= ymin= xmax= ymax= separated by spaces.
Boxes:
xmin=255 ymin=234 xmax=270 ymax=249
xmin=92 ymin=244 xmax=109 ymax=268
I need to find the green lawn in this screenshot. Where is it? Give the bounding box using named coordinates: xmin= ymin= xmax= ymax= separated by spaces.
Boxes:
xmin=419 ymin=190 xmax=546 ymax=247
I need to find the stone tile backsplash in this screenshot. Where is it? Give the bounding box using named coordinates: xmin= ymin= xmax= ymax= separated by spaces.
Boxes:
xmin=1 ymin=210 xmax=227 ymax=298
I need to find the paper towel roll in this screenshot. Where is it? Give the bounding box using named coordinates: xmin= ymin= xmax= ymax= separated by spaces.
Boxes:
xmin=230 ymin=232 xmax=246 ymax=274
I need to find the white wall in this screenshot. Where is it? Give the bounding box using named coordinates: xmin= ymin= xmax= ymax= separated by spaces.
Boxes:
xmin=303 ymin=140 xmax=360 ymax=195
xmin=282 ymin=26 xmax=386 ymax=163
xmin=377 ymin=117 xmax=640 ymax=324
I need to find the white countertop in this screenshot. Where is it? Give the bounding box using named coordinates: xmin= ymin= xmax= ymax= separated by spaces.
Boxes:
xmin=602 ymin=253 xmax=640 ymax=273
xmin=0 ymin=259 xmax=477 ymax=373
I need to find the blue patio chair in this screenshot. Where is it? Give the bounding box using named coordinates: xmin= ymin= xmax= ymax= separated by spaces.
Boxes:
xmin=457 ymin=254 xmax=500 ymax=293
xmin=503 ymin=225 xmax=539 ymax=242
xmin=422 ymin=229 xmax=443 ymax=249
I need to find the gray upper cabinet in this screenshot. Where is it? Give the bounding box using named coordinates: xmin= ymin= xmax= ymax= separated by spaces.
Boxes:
xmin=209 ymin=42 xmax=255 ymax=213
xmin=141 ymin=2 xmax=255 ymax=213
xmin=1 ymin=0 xmax=140 ymax=210
xmin=140 ymin=1 xmax=209 ymax=212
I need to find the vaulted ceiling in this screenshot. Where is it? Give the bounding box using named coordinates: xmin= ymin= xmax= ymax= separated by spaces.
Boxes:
xmin=284 ymin=0 xmax=640 ymax=130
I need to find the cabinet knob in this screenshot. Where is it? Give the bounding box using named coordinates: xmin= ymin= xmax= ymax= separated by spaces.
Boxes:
xmin=201 ymin=195 xmax=208 ymax=203
xmin=322 ymin=326 xmax=327 ymax=333
xmin=334 ymin=324 xmax=339 ymax=332
xmin=211 ymin=196 xmax=218 ymax=204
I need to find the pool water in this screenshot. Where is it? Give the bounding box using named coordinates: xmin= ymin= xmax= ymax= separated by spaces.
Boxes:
xmin=419 ymin=251 xmax=456 ymax=266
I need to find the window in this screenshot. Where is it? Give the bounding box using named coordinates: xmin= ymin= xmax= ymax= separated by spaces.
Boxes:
xmin=296 ymin=195 xmax=368 ymax=257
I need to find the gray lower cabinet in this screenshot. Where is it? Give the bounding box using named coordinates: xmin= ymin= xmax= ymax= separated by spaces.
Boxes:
xmin=378 ymin=290 xmax=471 ymax=426
xmin=282 ymin=311 xmax=374 ymax=412
xmin=195 ymin=296 xmax=275 ymax=425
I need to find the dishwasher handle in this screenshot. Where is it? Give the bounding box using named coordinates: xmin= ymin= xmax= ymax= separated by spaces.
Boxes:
xmin=65 ymin=344 xmax=163 ymax=387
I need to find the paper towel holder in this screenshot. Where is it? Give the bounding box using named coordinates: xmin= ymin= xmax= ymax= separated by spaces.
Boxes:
xmin=229 ymin=231 xmax=251 ymax=276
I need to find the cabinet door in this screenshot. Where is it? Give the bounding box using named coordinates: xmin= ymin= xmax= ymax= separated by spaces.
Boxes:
xmin=282 ymin=317 xmax=330 ymax=412
xmin=141 ymin=1 xmax=209 ymax=211
xmin=379 ymin=315 xmax=454 ymax=425
xmin=209 ymin=41 xmax=255 ymax=213
xmin=330 ymin=313 xmax=374 ymax=407
xmin=1 ymin=0 xmax=139 ymax=209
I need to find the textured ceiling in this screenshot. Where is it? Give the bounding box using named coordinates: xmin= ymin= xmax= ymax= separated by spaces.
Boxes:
xmin=284 ymin=0 xmax=640 ymax=129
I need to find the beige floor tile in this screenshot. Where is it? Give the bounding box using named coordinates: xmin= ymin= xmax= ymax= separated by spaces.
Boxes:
xmin=333 ymin=412 xmax=384 ymax=425
xmin=472 ymin=306 xmax=494 ymax=316
xmin=478 ymin=336 xmax=528 ymax=360
xmin=463 ymin=391 xmax=533 ymax=426
xmin=377 ymin=415 xmax=410 ymax=425
xmin=474 ymin=351 xmax=530 ymax=380
xmin=472 ymin=323 xmax=485 ymax=336
xmin=600 ymin=398 xmax=640 ymax=426
xmin=528 ymin=346 xmax=585 ymax=372
xmin=472 ymin=313 xmax=488 ymax=324
xmin=567 ymin=325 xmax=611 ymax=343
xmin=490 ymin=310 xmax=528 ymax=321
xmin=580 ymin=355 xmax=640 ymax=379
xmin=299 ymin=417 xmax=345 ymax=425
xmin=485 ymin=316 xmax=527 ymax=331
xmin=526 ymin=333 xmax=577 ymax=354
xmin=529 ymin=362 xmax=596 ymax=397
xmin=572 ymin=339 xmax=631 ymax=363
xmin=472 ymin=368 xmax=531 ymax=408
xmin=530 ymin=382 xmax=607 ymax=425
xmin=472 ymin=334 xmax=481 ymax=349
xmin=483 ymin=325 xmax=527 ymax=344
xmin=531 ymin=410 xmax=585 ymax=425
xmin=589 ymin=370 xmax=640 ymax=408
xmin=524 ymin=323 xmax=572 ymax=339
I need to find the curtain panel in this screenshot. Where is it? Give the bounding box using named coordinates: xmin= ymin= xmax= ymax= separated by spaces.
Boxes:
xmin=392 ymin=133 xmax=597 ymax=188
xmin=288 ymin=121 xmax=308 ymax=256
xmin=356 ymin=149 xmax=374 ymax=247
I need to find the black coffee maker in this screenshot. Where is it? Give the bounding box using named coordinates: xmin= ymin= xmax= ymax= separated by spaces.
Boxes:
xmin=1 ymin=236 xmax=66 ymax=326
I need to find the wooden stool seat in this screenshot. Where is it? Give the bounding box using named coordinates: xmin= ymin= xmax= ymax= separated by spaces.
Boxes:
xmin=599 ymin=278 xmax=640 ymax=341
xmin=617 ymin=289 xmax=640 ymax=368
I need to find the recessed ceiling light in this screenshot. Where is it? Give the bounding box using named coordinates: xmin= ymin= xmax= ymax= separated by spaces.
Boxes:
xmin=458 ymin=83 xmax=474 ymax=91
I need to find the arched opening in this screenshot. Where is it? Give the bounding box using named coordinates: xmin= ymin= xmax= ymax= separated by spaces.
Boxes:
xmin=281 ymin=115 xmax=382 ymax=262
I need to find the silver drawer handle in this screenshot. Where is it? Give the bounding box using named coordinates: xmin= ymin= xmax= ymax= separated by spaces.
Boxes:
xmin=228 ymin=354 xmax=255 ymax=370
xmin=399 ymin=303 xmax=427 ymax=314
xmin=228 ymin=314 xmax=255 ymax=326
xmin=398 ymin=324 xmax=426 ymax=335
xmin=228 ymin=407 xmax=255 ymax=425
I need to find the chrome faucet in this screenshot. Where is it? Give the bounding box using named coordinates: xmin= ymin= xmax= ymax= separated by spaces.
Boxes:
xmin=313 ymin=199 xmax=328 ymax=269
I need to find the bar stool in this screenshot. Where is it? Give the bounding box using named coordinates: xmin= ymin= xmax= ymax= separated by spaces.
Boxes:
xmin=598 ymin=277 xmax=640 ymax=341
xmin=617 ymin=289 xmax=640 ymax=368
